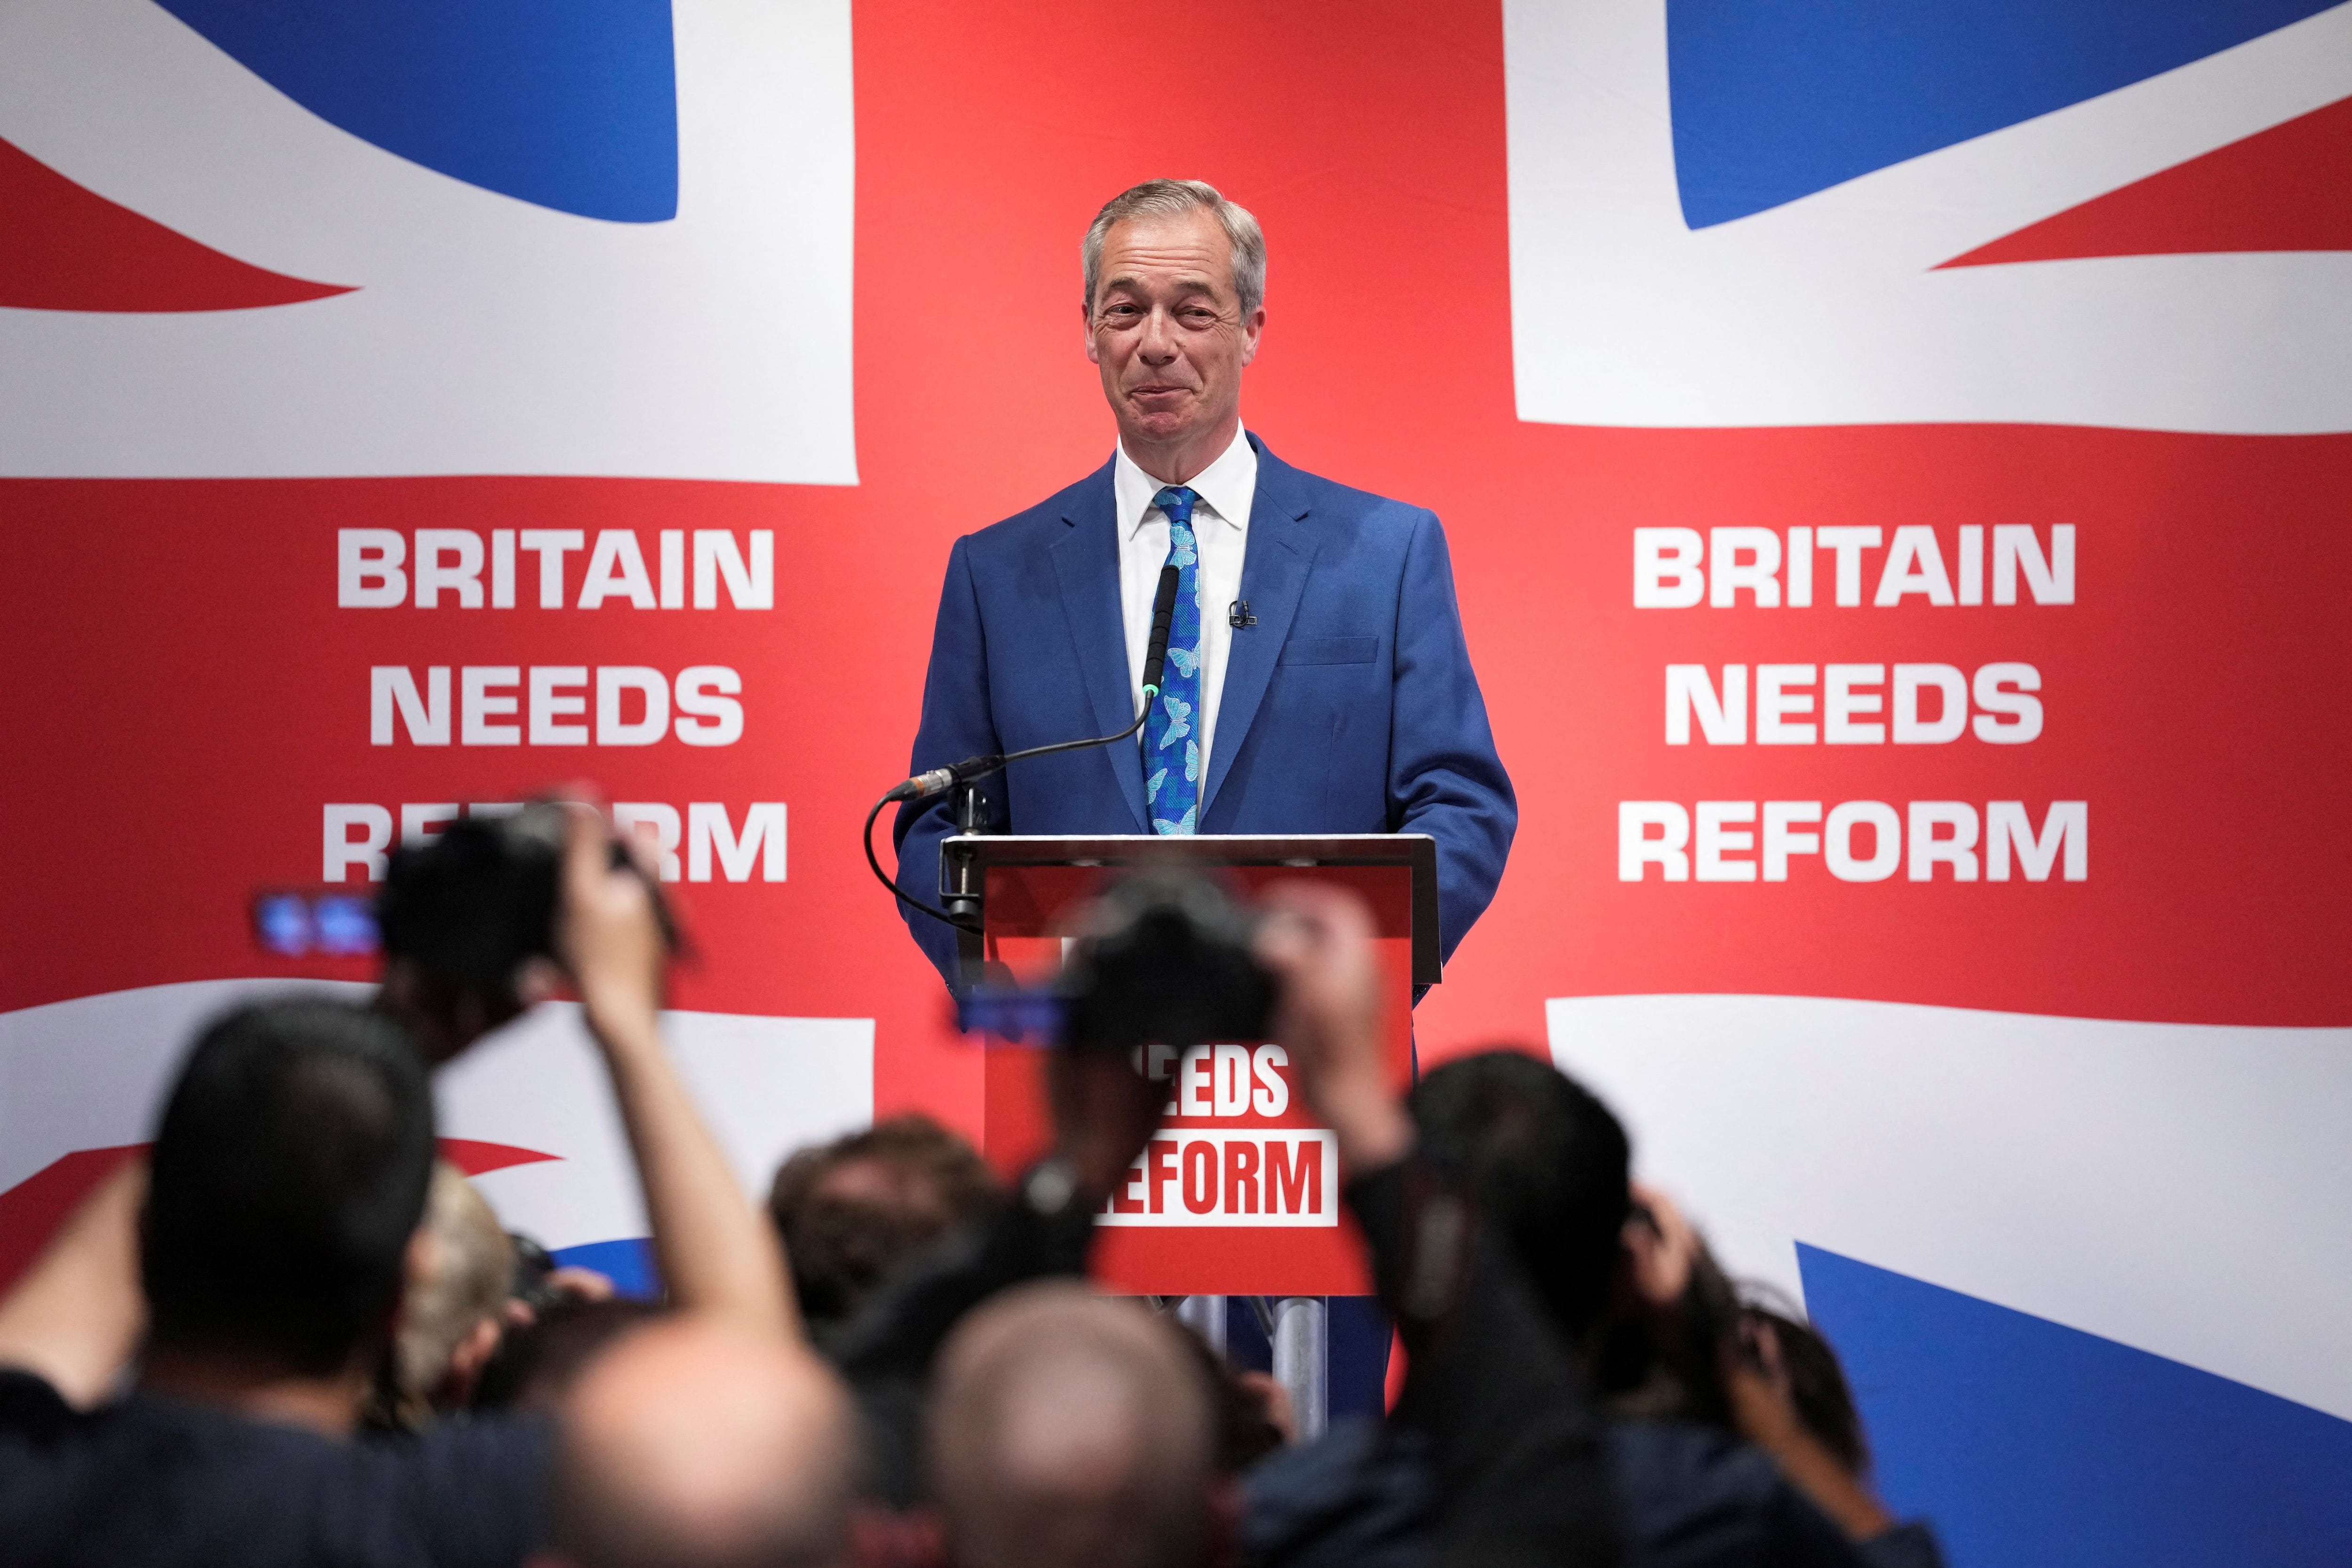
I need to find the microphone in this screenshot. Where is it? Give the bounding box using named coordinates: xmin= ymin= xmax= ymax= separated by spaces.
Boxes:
xmin=875 ymin=566 xmax=1185 ymax=931
xmin=1139 ymin=563 xmax=1181 ymax=697
xmin=865 ymin=563 xmax=1188 ymax=930
xmin=881 ymin=565 xmax=1184 ymax=806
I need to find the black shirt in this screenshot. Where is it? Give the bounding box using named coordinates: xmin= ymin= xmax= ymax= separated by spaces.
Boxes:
xmin=1344 ymin=1157 xmax=1620 ymax=1568
xmin=0 ymin=1369 xmax=551 ymax=1568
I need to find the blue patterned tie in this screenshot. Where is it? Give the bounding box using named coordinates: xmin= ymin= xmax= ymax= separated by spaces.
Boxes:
xmin=1146 ymin=486 xmax=1202 ymax=835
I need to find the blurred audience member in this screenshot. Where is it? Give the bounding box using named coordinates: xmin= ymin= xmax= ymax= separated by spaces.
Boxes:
xmin=539 ymin=1319 xmax=857 ymax=1568
xmin=1253 ymin=886 xmax=1621 ymax=1568
xmin=928 ymin=1283 xmax=1228 ymax=1568
xmin=1620 ymin=1188 xmax=1946 ymax=1563
xmin=0 ymin=831 xmax=1950 ymax=1568
xmin=769 ymin=1117 xmax=997 ymax=1340
xmin=0 ymin=805 xmax=800 ymax=1567
xmin=1243 ymin=1046 xmax=1943 ymax=1568
xmin=1718 ymin=1297 xmax=1941 ymax=1568
xmin=827 ymin=1043 xmax=1163 ymax=1505
xmin=0 ymin=1000 xmax=549 ymax=1566
xmin=366 ymin=1162 xmax=516 ymax=1433
xmin=843 ymin=883 xmax=1619 ymax=1567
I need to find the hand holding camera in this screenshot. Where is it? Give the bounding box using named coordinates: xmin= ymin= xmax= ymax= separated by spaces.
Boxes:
xmin=373 ymin=797 xmax=674 ymax=1063
xmin=977 ymin=871 xmax=1408 ymax=1193
xmin=551 ymin=800 xmax=669 ymax=1058
xmin=1254 ymin=881 xmax=1413 ymax=1176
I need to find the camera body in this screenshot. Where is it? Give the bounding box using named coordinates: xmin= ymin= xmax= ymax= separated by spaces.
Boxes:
xmin=375 ymin=806 xmax=569 ymax=1001
xmin=961 ymin=870 xmax=1277 ymax=1051
xmin=375 ymin=803 xmax=671 ymax=1007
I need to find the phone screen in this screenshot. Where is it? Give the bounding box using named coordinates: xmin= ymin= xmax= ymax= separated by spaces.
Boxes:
xmin=252 ymin=891 xmax=381 ymax=958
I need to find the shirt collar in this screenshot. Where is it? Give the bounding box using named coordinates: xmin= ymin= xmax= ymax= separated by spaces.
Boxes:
xmin=1114 ymin=424 xmax=1257 ymax=538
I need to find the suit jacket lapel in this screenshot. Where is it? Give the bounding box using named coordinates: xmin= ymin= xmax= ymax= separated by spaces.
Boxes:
xmin=1050 ymin=461 xmax=1149 ymax=832
xmin=1201 ymin=440 xmax=1318 ymax=816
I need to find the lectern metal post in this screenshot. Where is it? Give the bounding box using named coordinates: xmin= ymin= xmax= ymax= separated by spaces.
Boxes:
xmin=1271 ymin=1297 xmax=1328 ymax=1440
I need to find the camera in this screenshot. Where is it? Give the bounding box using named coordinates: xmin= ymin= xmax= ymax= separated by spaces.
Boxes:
xmin=374 ymin=802 xmax=672 ymax=1007
xmin=507 ymin=1230 xmax=572 ymax=1315
xmin=959 ymin=870 xmax=1277 ymax=1051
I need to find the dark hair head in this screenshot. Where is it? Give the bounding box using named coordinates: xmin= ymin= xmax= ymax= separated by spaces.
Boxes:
xmin=767 ymin=1115 xmax=999 ymax=1330
xmin=1407 ymin=1049 xmax=1632 ymax=1339
xmin=143 ymin=998 xmax=437 ymax=1376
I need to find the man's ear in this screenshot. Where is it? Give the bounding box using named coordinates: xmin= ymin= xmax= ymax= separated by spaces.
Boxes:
xmin=439 ymin=1315 xmax=504 ymax=1409
xmin=1238 ymin=305 xmax=1265 ymax=368
xmin=1081 ymin=300 xmax=1101 ymax=365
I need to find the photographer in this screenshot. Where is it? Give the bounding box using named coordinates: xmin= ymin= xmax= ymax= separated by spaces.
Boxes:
xmin=0 ymin=806 xmax=810 ymax=1566
xmin=839 ymin=879 xmax=1619 ymax=1567
xmin=1241 ymin=1047 xmax=1945 ymax=1568
xmin=1253 ymin=885 xmax=1620 ymax=1568
xmin=826 ymin=1018 xmax=1162 ymax=1505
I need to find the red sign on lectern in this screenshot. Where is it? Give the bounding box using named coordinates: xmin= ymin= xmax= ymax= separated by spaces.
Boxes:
xmin=950 ymin=835 xmax=1432 ymax=1296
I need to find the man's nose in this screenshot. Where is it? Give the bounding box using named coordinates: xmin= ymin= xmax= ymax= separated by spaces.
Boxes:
xmin=1137 ymin=306 xmax=1179 ymax=361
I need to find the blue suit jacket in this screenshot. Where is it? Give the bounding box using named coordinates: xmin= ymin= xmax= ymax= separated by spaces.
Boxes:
xmin=894 ymin=435 xmax=1515 ymax=986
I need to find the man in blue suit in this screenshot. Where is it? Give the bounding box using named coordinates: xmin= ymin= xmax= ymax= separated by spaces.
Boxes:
xmin=896 ymin=179 xmax=1514 ymax=991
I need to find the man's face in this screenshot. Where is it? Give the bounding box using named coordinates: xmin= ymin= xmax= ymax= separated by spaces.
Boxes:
xmin=1085 ymin=208 xmax=1263 ymax=457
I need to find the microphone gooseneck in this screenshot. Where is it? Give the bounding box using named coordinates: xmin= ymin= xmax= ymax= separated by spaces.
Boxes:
xmin=866 ymin=562 xmax=1187 ymax=928
xmin=881 ymin=563 xmax=1182 ymax=806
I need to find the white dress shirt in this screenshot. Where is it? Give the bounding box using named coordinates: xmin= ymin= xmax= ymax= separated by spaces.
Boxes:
xmin=1115 ymin=424 xmax=1258 ymax=788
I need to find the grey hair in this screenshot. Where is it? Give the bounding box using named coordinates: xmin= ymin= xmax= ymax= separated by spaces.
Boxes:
xmin=1082 ymin=179 xmax=1266 ymax=318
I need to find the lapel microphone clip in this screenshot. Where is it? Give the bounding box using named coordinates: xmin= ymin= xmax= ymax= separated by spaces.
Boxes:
xmin=1228 ymin=599 xmax=1256 ymax=630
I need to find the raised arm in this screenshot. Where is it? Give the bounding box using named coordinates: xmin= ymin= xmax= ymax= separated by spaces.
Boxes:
xmin=1258 ymin=883 xmax=1618 ymax=1568
xmin=555 ymin=806 xmax=796 ymax=1342
xmin=0 ymin=1162 xmax=146 ymax=1408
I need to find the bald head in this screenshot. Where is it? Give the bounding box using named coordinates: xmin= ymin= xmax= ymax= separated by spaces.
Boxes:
xmin=928 ymin=1283 xmax=1220 ymax=1568
xmin=548 ymin=1321 xmax=856 ymax=1568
